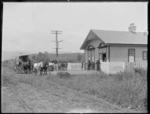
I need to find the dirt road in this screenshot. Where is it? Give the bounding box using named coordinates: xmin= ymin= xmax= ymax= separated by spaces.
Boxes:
xmin=1 ymin=67 xmax=139 ymax=113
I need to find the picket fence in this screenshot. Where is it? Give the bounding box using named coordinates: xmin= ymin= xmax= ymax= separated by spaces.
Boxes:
xmin=100 ymin=62 xmax=125 ymax=74
xmin=82 ymin=61 xmax=147 ymax=74
xmin=67 ymin=63 xmax=83 ymax=71
xmin=125 ymin=62 xmax=147 ymax=71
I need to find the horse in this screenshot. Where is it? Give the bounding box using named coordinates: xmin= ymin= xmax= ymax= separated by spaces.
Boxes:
xmin=33 ymin=62 xmax=42 ymax=75
xmin=40 ymin=62 xmax=48 ymax=75
xmin=54 ymin=63 xmax=59 ymax=71
xmin=22 ymin=61 xmax=32 ymax=74
xmin=59 ymin=62 xmax=67 ymax=70
xmin=33 ymin=62 xmax=48 ymax=76
xmin=48 ymin=62 xmax=55 ymax=71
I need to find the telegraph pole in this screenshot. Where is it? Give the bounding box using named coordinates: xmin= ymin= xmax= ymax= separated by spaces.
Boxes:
xmin=51 ymin=30 xmax=63 ymax=57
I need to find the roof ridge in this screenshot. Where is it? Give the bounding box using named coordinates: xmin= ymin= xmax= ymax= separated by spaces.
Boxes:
xmin=91 ymin=29 xmax=147 ymax=33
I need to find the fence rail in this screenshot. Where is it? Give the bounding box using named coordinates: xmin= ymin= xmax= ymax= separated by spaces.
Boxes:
xmin=125 ymin=62 xmax=147 ymax=70
xmin=82 ymin=61 xmax=147 ymax=74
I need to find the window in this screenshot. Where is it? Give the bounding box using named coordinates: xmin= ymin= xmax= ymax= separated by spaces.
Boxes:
xmin=98 ymin=42 xmax=106 ymax=48
xmin=92 ymin=50 xmax=95 ymax=62
xmin=88 ymin=50 xmax=95 ymax=62
xmin=88 ymin=50 xmax=91 ymax=61
xmin=88 ymin=45 xmax=95 ymax=50
xmin=142 ymin=51 xmax=147 ymax=60
xmin=87 ymin=45 xmax=95 ymax=62
xmin=128 ymin=49 xmax=135 ymax=62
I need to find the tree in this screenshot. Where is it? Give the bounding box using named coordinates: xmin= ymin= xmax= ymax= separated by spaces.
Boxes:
xmin=77 ymin=54 xmax=82 ymax=62
xmin=44 ymin=51 xmax=49 ymax=55
xmin=32 ymin=55 xmax=36 ymax=60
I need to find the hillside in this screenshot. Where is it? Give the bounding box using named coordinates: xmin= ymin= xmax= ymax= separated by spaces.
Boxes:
xmin=30 ymin=52 xmax=84 ymax=63
xmin=2 ymin=51 xmax=84 ymax=63
xmin=2 ymin=51 xmax=31 ymax=61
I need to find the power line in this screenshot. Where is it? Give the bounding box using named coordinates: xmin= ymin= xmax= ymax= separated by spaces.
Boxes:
xmin=51 ymin=30 xmax=63 ymax=57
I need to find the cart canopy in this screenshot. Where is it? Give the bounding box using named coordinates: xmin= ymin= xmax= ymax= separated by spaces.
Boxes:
xmin=19 ymin=55 xmax=29 ymax=62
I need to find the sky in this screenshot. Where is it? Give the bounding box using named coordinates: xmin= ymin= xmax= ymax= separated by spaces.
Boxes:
xmin=2 ymin=2 xmax=148 ymax=54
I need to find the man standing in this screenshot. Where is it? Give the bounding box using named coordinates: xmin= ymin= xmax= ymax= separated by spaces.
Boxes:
xmin=92 ymin=62 xmax=95 ymax=70
xmin=96 ymin=59 xmax=100 ymax=71
xmin=88 ymin=60 xmax=91 ymax=70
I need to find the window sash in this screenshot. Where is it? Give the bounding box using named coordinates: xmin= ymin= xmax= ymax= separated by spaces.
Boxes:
xmin=88 ymin=50 xmax=95 ymax=62
xmin=128 ymin=49 xmax=135 ymax=62
xmin=142 ymin=51 xmax=147 ymax=60
xmin=88 ymin=51 xmax=90 ymax=60
xmin=129 ymin=49 xmax=135 ymax=56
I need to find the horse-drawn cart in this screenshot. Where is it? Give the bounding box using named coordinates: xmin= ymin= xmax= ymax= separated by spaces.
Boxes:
xmin=15 ymin=55 xmax=33 ymax=74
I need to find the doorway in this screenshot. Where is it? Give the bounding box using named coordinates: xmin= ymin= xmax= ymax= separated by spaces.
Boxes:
xmin=99 ymin=53 xmax=107 ymax=62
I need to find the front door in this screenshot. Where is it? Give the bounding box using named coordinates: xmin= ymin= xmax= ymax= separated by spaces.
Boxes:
xmin=99 ymin=53 xmax=106 ymax=62
xmin=102 ymin=53 xmax=106 ymax=62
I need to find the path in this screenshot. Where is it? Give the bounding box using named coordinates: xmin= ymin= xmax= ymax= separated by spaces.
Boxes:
xmin=1 ymin=67 xmax=139 ymax=113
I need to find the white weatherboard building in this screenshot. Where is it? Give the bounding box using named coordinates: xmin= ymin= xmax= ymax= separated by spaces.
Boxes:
xmin=80 ymin=25 xmax=147 ymax=73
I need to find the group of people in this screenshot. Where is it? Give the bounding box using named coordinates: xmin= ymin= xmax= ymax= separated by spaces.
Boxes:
xmin=15 ymin=59 xmax=68 ymax=75
xmin=33 ymin=61 xmax=67 ymax=75
xmin=87 ymin=59 xmax=101 ymax=71
xmin=15 ymin=57 xmax=102 ymax=74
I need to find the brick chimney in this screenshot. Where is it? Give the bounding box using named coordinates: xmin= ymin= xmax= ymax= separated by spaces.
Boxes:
xmin=128 ymin=23 xmax=136 ymax=33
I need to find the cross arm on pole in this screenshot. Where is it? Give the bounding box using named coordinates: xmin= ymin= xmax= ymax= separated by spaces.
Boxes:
xmin=51 ymin=30 xmax=62 ymax=32
xmin=51 ymin=30 xmax=63 ymax=57
xmin=58 ymin=40 xmax=63 ymax=42
xmin=51 ymin=32 xmax=62 ymax=34
xmin=52 ymin=48 xmax=62 ymax=49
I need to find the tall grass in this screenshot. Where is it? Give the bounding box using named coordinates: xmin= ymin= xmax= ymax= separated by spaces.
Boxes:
xmin=2 ymin=67 xmax=35 ymax=87
xmin=2 ymin=66 xmax=147 ymax=112
xmin=2 ymin=67 xmax=19 ymax=87
xmin=47 ymin=69 xmax=147 ymax=112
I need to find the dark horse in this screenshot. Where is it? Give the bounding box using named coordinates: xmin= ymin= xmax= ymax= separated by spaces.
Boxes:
xmin=22 ymin=61 xmax=30 ymax=74
xmin=22 ymin=60 xmax=33 ymax=74
xmin=40 ymin=62 xmax=48 ymax=75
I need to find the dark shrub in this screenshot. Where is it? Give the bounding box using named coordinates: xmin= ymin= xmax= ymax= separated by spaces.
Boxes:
xmin=110 ymin=72 xmax=124 ymax=81
xmin=134 ymin=67 xmax=146 ymax=74
xmin=57 ymin=71 xmax=72 ymax=79
xmin=109 ymin=71 xmax=135 ymax=81
xmin=141 ymin=97 xmax=147 ymax=111
xmin=134 ymin=68 xmax=147 ymax=80
xmin=99 ymin=71 xmax=108 ymax=79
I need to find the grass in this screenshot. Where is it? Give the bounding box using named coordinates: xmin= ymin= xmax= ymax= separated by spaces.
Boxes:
xmin=1 ymin=67 xmax=36 ymax=87
xmin=47 ymin=69 xmax=147 ymax=112
xmin=2 ymin=65 xmax=147 ymax=112
xmin=2 ymin=68 xmax=19 ymax=87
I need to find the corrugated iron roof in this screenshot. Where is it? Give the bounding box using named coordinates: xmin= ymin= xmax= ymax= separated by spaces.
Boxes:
xmin=80 ymin=29 xmax=148 ymax=49
xmin=92 ymin=29 xmax=148 ymax=45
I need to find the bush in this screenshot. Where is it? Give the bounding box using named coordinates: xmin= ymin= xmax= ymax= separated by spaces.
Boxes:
xmin=57 ymin=71 xmax=72 ymax=79
xmin=134 ymin=68 xmax=147 ymax=79
xmin=109 ymin=71 xmax=135 ymax=81
xmin=142 ymin=97 xmax=147 ymax=111
xmin=134 ymin=67 xmax=144 ymax=73
xmin=98 ymin=71 xmax=108 ymax=79
xmin=112 ymin=73 xmax=124 ymax=81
